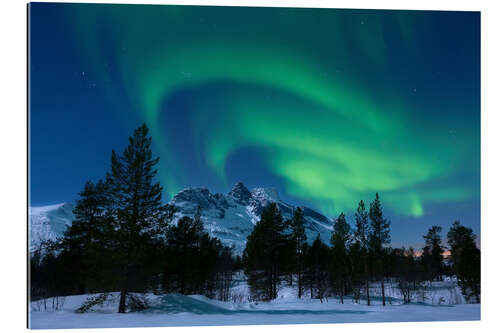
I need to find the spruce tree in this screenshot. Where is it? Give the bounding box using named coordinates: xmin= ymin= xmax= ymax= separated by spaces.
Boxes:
xmin=331 ymin=212 xmax=350 ymax=303
xmin=447 ymin=221 xmax=480 ymax=303
xmin=164 ymin=216 xmax=202 ymax=294
xmin=243 ymin=203 xmax=287 ymax=301
xmin=421 ymin=226 xmax=445 ymax=282
xmin=348 ymin=241 xmax=364 ymax=303
xmin=290 ymin=207 xmax=307 ymax=298
xmin=59 ymin=180 xmax=109 ymax=294
xmin=105 ymin=124 xmax=165 ymax=313
xmin=305 ymin=235 xmax=330 ymax=300
xmin=163 ymin=211 xmax=233 ymax=298
xmin=368 ymin=193 xmax=391 ymax=306
xmin=354 ymin=200 xmax=371 ymax=305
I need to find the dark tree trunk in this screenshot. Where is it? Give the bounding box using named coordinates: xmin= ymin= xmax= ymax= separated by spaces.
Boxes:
xmin=381 ymin=278 xmax=386 ymax=306
xmin=366 ymin=280 xmax=371 ymax=305
xmin=365 ymin=262 xmax=371 ymax=306
xmin=298 ymin=272 xmax=302 ymax=299
xmin=268 ymin=268 xmax=273 ymax=301
xmin=118 ymin=265 xmax=129 ymax=313
xmin=118 ymin=289 xmax=127 ymax=313
xmin=273 ymin=265 xmax=278 ymax=299
xmin=340 ymin=280 xmax=344 ymax=304
xmin=180 ymin=271 xmax=185 ymax=295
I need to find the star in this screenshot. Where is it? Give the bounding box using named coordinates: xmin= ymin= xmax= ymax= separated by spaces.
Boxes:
xmin=181 ymin=71 xmax=193 ymax=79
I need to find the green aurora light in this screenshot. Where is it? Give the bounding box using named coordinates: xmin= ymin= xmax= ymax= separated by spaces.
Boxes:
xmin=65 ymin=5 xmax=479 ymax=217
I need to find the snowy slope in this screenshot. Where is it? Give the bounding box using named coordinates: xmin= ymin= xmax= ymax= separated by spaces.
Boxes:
xmin=29 ymin=290 xmax=480 ymax=329
xmin=28 ymin=183 xmax=334 ymax=254
xmin=170 ymin=182 xmax=334 ymax=254
xmin=29 ymin=203 xmax=74 ymax=251
xmin=29 ymin=272 xmax=478 ymax=329
xmin=29 ymin=265 xmax=478 ymax=329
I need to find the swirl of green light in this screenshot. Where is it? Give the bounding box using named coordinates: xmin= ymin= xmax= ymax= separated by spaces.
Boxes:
xmin=65 ymin=4 xmax=477 ymax=217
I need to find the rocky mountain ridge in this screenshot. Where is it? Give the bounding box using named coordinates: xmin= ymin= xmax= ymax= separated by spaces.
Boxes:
xmin=29 ymin=182 xmax=334 ymax=254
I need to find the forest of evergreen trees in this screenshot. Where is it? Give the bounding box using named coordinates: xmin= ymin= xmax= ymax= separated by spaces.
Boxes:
xmin=30 ymin=124 xmax=240 ymax=312
xmin=242 ymin=199 xmax=480 ymax=305
xmin=29 ymin=124 xmax=481 ymax=313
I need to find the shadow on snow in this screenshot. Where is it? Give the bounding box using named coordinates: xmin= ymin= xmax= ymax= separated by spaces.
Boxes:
xmin=145 ymin=294 xmax=371 ymax=316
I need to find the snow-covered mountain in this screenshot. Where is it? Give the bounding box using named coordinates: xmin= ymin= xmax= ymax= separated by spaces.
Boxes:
xmin=29 ymin=203 xmax=75 ymax=252
xmin=171 ymin=183 xmax=334 ymax=253
xmin=29 ymin=183 xmax=334 ymax=254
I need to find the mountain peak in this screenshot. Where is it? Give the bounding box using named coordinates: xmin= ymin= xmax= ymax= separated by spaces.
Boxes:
xmin=251 ymin=187 xmax=280 ymax=202
xmin=228 ymin=182 xmax=252 ymax=204
xmin=172 ymin=187 xmax=213 ymax=206
xmin=29 ymin=185 xmax=333 ymax=255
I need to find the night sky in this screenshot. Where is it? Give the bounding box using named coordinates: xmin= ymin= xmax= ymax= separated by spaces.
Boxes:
xmin=29 ymin=3 xmax=480 ymax=247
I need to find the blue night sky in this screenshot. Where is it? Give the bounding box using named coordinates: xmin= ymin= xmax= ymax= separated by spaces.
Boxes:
xmin=29 ymin=3 xmax=480 ymax=247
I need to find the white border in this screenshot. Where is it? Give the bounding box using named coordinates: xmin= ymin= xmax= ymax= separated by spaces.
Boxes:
xmin=1 ymin=0 xmax=498 ymax=332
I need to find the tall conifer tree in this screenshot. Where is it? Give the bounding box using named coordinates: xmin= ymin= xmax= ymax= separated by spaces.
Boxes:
xmin=421 ymin=226 xmax=445 ymax=282
xmin=331 ymin=212 xmax=350 ymax=303
xmin=354 ymin=200 xmax=371 ymax=305
xmin=60 ymin=180 xmax=109 ymax=294
xmin=106 ymin=124 xmax=165 ymax=313
xmin=369 ymin=193 xmax=391 ymax=306
xmin=243 ymin=203 xmax=287 ymax=300
xmin=447 ymin=221 xmax=480 ymax=303
xmin=290 ymin=207 xmax=307 ymax=298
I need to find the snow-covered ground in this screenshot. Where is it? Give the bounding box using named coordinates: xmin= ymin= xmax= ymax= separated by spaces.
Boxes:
xmin=30 ymin=288 xmax=480 ymax=329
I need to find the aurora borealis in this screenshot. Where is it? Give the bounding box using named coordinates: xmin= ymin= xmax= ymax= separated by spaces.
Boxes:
xmin=29 ymin=3 xmax=480 ymax=245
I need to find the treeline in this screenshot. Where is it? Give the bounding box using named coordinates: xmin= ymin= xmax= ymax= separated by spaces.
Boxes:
xmin=30 ymin=124 xmax=240 ymax=313
xmin=243 ymin=197 xmax=480 ymax=304
xmin=29 ymin=124 xmax=480 ymax=312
